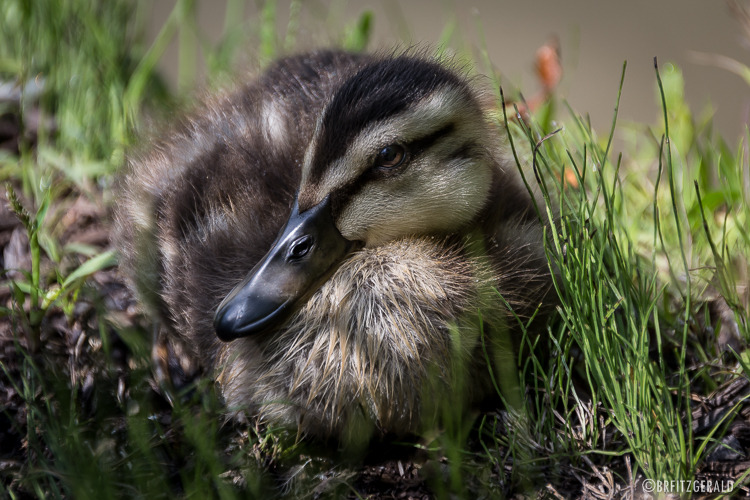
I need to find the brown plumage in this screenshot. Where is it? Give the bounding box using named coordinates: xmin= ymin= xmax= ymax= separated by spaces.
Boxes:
xmin=115 ymin=49 xmax=553 ymax=448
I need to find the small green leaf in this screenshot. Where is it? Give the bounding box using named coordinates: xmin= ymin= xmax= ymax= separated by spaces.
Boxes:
xmin=34 ymin=189 xmax=50 ymax=229
xmin=342 ymin=11 xmax=372 ymax=52
xmin=62 ymin=250 xmax=118 ymax=289
xmin=63 ymin=242 xmax=102 ymax=257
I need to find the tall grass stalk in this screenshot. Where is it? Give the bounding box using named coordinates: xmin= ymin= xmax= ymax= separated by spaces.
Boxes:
xmin=490 ymin=50 xmax=749 ymax=490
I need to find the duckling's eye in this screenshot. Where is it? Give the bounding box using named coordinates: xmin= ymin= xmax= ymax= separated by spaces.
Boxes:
xmin=374 ymin=144 xmax=407 ymax=170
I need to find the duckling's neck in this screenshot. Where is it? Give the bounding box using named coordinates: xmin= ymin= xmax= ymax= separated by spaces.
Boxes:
xmin=475 ymin=160 xmax=537 ymax=240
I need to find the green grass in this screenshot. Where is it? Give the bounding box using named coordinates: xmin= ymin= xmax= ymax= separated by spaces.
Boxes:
xmin=491 ymin=54 xmax=750 ymax=492
xmin=1 ymin=0 xmax=748 ymax=498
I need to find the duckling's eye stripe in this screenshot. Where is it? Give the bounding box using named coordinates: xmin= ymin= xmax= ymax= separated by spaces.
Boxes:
xmin=364 ymin=122 xmax=456 ymax=174
xmin=446 ymin=139 xmax=481 ymax=163
xmin=329 ymin=122 xmax=458 ymax=219
xmin=406 ymin=122 xmax=455 ymax=157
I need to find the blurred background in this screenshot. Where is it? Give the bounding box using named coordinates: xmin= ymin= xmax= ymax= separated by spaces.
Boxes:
xmin=147 ymin=0 xmax=750 ymax=143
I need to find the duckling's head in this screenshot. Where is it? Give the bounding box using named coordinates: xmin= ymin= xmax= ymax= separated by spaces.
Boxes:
xmin=214 ymin=55 xmax=501 ymax=340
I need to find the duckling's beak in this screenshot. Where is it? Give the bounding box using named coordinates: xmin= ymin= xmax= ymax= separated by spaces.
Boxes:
xmin=213 ymin=195 xmax=355 ymax=341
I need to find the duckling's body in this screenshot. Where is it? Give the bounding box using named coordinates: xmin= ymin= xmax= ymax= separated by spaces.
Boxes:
xmin=116 ymin=49 xmax=552 ymax=446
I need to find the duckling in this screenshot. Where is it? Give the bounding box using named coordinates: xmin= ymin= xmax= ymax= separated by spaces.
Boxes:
xmin=115 ymin=49 xmax=553 ymax=448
